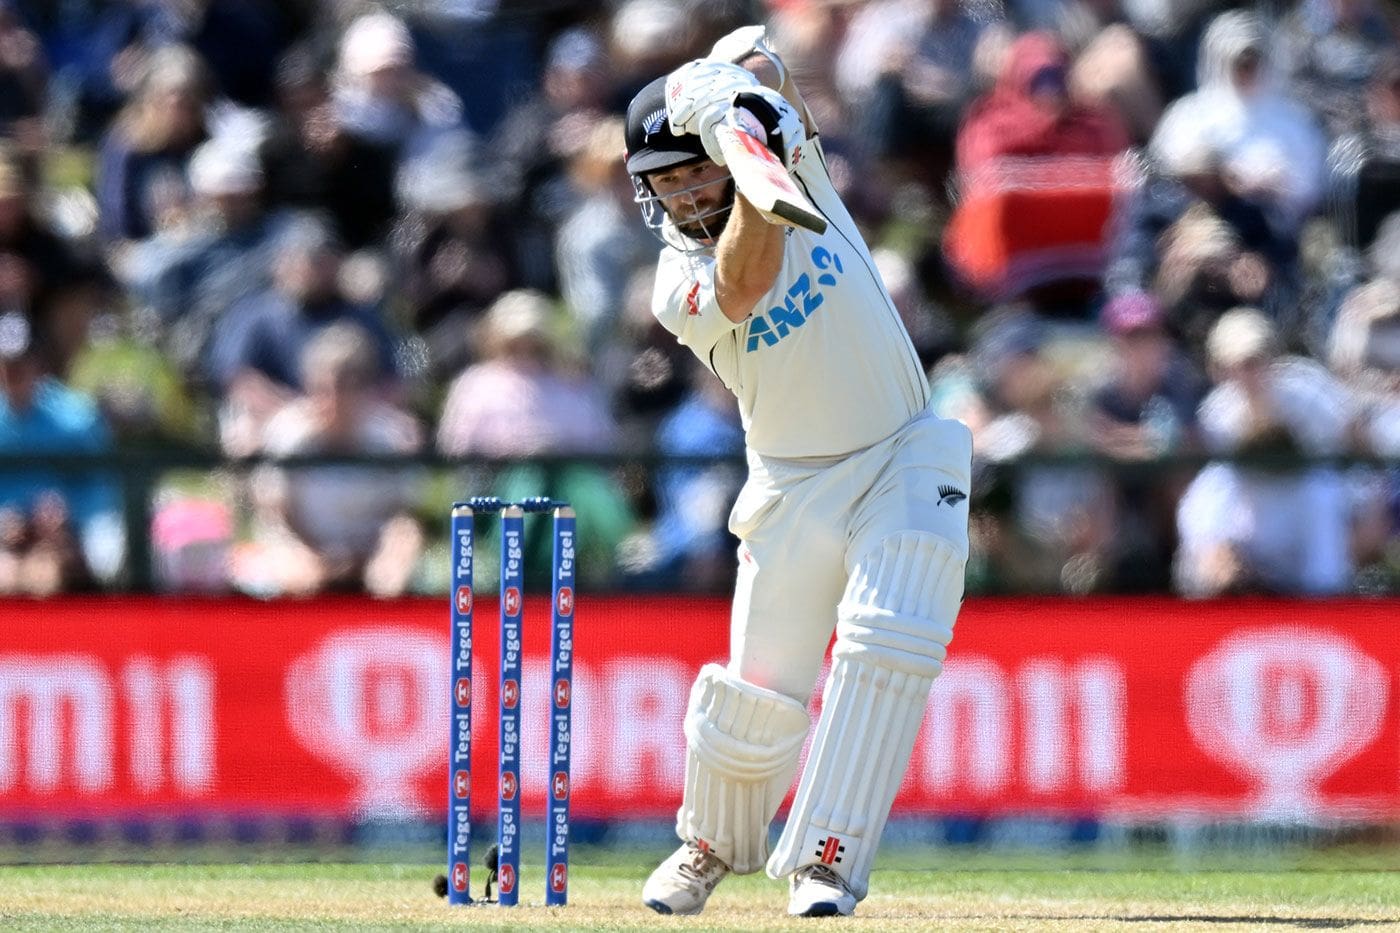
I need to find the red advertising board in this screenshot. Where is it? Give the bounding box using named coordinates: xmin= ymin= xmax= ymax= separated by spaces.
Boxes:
xmin=0 ymin=596 xmax=1396 ymax=822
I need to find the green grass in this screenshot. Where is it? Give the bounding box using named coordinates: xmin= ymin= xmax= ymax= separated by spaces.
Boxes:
xmin=0 ymin=849 xmax=1396 ymax=931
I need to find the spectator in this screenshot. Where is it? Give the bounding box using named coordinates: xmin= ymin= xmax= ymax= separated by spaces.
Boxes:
xmin=1329 ymin=215 xmax=1400 ymax=458
xmin=1326 ymin=54 xmax=1400 ymax=256
xmin=0 ymin=0 xmax=47 ymax=158
xmin=934 ymin=310 xmax=1119 ymax=592
xmin=150 ymin=494 xmax=233 ymax=594
xmin=1087 ymin=290 xmax=1204 ymax=588
xmin=599 ymin=267 xmax=692 ymax=448
xmin=95 ymin=44 xmax=211 ymax=246
xmin=1276 ymin=0 xmax=1400 ymax=140
xmin=1326 ymin=228 xmax=1400 ymax=586
xmin=31 ymin=257 xmax=110 ymax=380
xmin=0 ymin=312 xmax=120 ymax=593
xmin=1061 ymin=1 xmax=1167 ymax=144
xmin=1089 ymin=290 xmax=1204 ymax=459
xmin=394 ymin=130 xmax=517 ymax=378
xmin=390 ymin=1 xmax=539 ymax=137
xmin=955 ymin=31 xmax=1127 ymax=172
xmin=1150 ymin=10 xmax=1328 ymax=238
xmin=492 ymin=26 xmax=614 ymax=291
xmin=331 ymin=11 xmax=464 ymax=158
xmin=67 ymin=311 xmax=203 ymax=445
xmin=236 ymin=321 xmax=423 ymax=597
xmin=520 ymin=25 xmax=614 ymax=155
xmin=0 ymin=488 xmax=87 ymax=595
xmin=1152 ymin=204 xmax=1281 ymax=349
xmin=259 ymin=45 xmax=398 ymax=251
xmin=1107 ymin=137 xmax=1297 ymax=301
xmin=0 ymin=146 xmax=79 ymax=334
xmin=436 ymin=289 xmax=616 ymax=458
xmin=437 ymin=288 xmax=635 ymax=591
xmin=606 ymin=0 xmax=695 ymax=107
xmin=1175 ymin=307 xmax=1355 ymax=596
xmin=147 ymin=0 xmax=293 ymax=110
xmin=207 ymin=214 xmax=399 ymax=457
xmin=29 ymin=0 xmax=146 ymax=142
xmin=835 ymin=0 xmax=987 ymax=111
xmin=848 ymin=0 xmax=992 ymax=185
xmin=1314 ymin=55 xmax=1400 ymax=352
xmin=123 ymin=135 xmax=294 ymax=378
xmin=946 ymin=31 xmax=1129 ymax=306
xmin=640 ymin=361 xmax=745 ymax=591
xmin=767 ymin=2 xmax=857 ymax=144
xmin=555 ymin=116 xmax=654 ymax=354
xmin=49 ymin=0 xmax=293 ymax=115
xmin=1114 ymin=0 xmax=1229 ymax=103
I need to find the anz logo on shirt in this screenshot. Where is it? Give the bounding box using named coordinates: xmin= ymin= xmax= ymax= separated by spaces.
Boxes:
xmin=744 ymin=246 xmax=845 ymax=353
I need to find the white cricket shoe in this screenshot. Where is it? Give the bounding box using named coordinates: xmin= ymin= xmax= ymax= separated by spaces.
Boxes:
xmin=642 ymin=842 xmax=732 ymax=915
xmin=787 ymin=864 xmax=857 ymax=917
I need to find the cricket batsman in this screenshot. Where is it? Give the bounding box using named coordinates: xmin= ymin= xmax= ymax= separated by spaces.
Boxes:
xmin=624 ymin=25 xmax=973 ymax=918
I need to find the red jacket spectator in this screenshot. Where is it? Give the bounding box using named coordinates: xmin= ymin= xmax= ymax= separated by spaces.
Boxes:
xmin=955 ymin=32 xmax=1127 ymax=174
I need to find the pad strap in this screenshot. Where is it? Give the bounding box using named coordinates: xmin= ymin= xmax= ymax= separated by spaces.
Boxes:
xmin=680 ymin=663 xmax=811 ymax=873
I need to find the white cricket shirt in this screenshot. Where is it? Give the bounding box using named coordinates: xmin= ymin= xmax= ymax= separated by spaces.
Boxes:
xmin=650 ymin=138 xmax=929 ymax=459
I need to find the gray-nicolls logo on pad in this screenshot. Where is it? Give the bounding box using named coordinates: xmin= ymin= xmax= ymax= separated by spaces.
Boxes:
xmin=937 ymin=485 xmax=966 ymax=508
xmin=814 ymin=836 xmax=845 ymax=865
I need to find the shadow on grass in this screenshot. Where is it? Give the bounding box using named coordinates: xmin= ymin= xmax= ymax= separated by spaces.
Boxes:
xmin=1084 ymin=917 xmax=1391 ymax=929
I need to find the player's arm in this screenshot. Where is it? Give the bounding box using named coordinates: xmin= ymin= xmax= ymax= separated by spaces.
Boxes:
xmin=705 ymin=55 xmax=789 ymax=324
xmin=714 ymin=188 xmax=785 ymax=322
xmin=668 ymin=31 xmax=810 ymax=323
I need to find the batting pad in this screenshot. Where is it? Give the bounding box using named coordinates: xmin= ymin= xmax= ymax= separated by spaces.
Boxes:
xmin=679 ymin=663 xmax=812 ymax=874
xmin=767 ymin=533 xmax=964 ymax=899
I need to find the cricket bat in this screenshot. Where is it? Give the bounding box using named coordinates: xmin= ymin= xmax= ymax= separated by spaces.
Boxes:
xmin=713 ymin=122 xmax=827 ymax=235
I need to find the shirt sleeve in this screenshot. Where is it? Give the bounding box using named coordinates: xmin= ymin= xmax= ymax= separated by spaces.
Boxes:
xmin=206 ymin=296 xmax=264 ymax=393
xmin=651 ymin=249 xmax=747 ymax=356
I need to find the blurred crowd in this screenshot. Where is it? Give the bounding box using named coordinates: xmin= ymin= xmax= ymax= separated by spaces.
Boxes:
xmin=0 ymin=0 xmax=1396 ymax=598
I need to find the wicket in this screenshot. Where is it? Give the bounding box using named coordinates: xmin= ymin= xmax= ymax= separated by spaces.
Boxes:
xmin=447 ymin=496 xmax=576 ymax=907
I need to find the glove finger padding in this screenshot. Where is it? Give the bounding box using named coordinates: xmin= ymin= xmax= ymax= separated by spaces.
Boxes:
xmin=665 ymin=59 xmax=759 ymax=140
xmin=727 ymin=87 xmax=807 ymax=172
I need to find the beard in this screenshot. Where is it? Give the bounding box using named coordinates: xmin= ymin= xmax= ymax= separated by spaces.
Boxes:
xmin=672 ymin=179 xmax=735 ymax=243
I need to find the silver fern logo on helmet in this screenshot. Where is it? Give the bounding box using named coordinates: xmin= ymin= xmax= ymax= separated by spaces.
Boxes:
xmin=643 ymin=108 xmax=666 ymax=139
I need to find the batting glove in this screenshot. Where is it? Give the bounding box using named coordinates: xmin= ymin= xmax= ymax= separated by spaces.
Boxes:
xmin=727 ymin=86 xmax=807 ymax=172
xmin=666 ymin=59 xmax=760 ymax=164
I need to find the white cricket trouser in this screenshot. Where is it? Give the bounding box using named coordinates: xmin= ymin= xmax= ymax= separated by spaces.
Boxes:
xmin=726 ymin=408 xmax=972 ymax=703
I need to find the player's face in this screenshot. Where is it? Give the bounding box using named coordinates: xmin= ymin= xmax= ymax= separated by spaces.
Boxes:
xmin=646 ymin=159 xmax=734 ymax=242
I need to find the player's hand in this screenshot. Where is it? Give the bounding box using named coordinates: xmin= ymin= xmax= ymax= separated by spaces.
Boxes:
xmin=708 ymin=25 xmax=787 ymax=86
xmin=727 ymin=86 xmax=807 ymax=172
xmin=666 ymin=59 xmax=759 ymax=164
xmin=709 ymin=25 xmax=767 ymax=63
